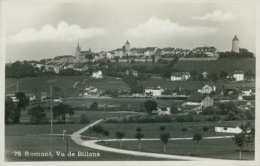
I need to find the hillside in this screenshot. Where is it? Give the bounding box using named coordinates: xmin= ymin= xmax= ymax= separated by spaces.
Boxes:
xmin=174 ymin=58 xmax=256 ymax=74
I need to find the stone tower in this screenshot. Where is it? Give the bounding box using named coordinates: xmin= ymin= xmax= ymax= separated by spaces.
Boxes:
xmin=232 ymin=35 xmax=239 ymax=53
xmin=125 ymin=40 xmax=130 ymax=55
xmin=75 ymin=42 xmax=81 ymax=62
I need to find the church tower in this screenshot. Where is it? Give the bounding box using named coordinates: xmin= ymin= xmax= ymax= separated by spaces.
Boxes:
xmin=231 ymin=35 xmax=239 ymax=53
xmin=125 ymin=40 xmax=130 ymax=55
xmin=75 ymin=41 xmax=81 ymax=62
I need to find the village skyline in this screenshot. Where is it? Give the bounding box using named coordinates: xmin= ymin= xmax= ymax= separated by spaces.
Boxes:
xmin=3 ymin=1 xmax=256 ymax=61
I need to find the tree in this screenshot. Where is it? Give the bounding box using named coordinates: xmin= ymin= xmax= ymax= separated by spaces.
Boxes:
xmin=5 ymin=97 xmax=16 ymax=123
xmin=144 ymin=100 xmax=157 ymax=115
xmin=92 ymin=125 xmax=104 ymax=141
xmin=202 ymin=126 xmax=209 ymax=139
xmin=53 ymin=103 xmax=74 ymax=122
xmin=232 ymin=133 xmax=245 ymax=159
xmin=181 ymin=127 xmax=188 ymax=139
xmin=136 ymin=127 xmax=142 ymax=132
xmin=193 ymin=132 xmax=203 ymax=156
xmin=103 ymin=130 xmax=110 ymax=145
xmin=80 ymin=114 xmax=90 ymax=124
xmin=90 ymin=102 xmax=98 ymax=110
xmin=116 ymin=131 xmax=125 ymax=148
xmin=27 ymin=105 xmax=47 ymax=124
xmin=245 ymin=128 xmax=255 ymax=152
xmin=160 ymin=132 xmax=170 ymax=153
xmin=170 ymin=105 xmax=178 ymax=114
xmin=159 ymin=126 xmax=166 ymax=133
xmin=202 ymin=106 xmax=214 ymax=115
xmin=131 ymin=60 xmax=135 ymax=64
xmin=135 ymin=133 xmax=144 ymax=150
xmin=11 ymin=92 xmax=30 ymax=123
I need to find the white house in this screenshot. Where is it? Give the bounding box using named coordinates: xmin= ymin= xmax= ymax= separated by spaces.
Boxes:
xmin=239 ymin=86 xmax=252 ymax=96
xmin=92 ymin=70 xmax=103 ymax=78
xmin=228 ymin=71 xmax=244 ymax=81
xmin=171 ymin=72 xmax=190 ymax=81
xmin=145 ymin=86 xmax=164 ymax=96
xmin=198 ymin=85 xmax=216 ymax=94
xmin=6 ymin=93 xmax=18 ymax=102
xmin=152 ymin=106 xmax=171 ymax=115
xmin=215 ymin=121 xmax=243 ymax=134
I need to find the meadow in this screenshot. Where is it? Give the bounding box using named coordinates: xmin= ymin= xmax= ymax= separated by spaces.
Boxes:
xmin=174 ymin=59 xmax=255 ymax=74
xmin=97 ymin=139 xmax=254 ymax=160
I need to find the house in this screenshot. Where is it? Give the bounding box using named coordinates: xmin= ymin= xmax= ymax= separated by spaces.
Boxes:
xmin=152 ymin=106 xmax=171 ymax=115
xmin=202 ymin=71 xmax=208 ymax=79
xmin=41 ymin=92 xmax=47 ymax=101
xmin=215 ymin=121 xmax=246 ymax=134
xmin=171 ymin=72 xmax=190 ymax=81
xmin=193 ymin=46 xmax=217 ymax=54
xmin=198 ymin=84 xmax=216 ymax=94
xmin=182 ymin=105 xmax=202 ymax=114
xmin=126 ymin=69 xmax=138 ymax=77
xmin=92 ymin=70 xmax=103 ymax=78
xmin=227 ymin=71 xmax=244 ymax=81
xmin=145 ymin=86 xmax=164 ymax=96
xmin=239 ymin=86 xmax=252 ymax=96
xmin=182 ymin=93 xmax=213 ymax=108
xmin=144 ymin=47 xmax=157 ymax=56
xmin=84 ymin=91 xmax=100 ymax=98
xmin=6 ymin=93 xmax=18 ymax=102
xmin=26 ymin=93 xmax=37 ymax=101
xmin=54 ymin=97 xmax=63 ymax=102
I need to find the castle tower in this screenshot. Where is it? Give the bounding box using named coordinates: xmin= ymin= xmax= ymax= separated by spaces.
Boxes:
xmin=231 ymin=35 xmax=239 ymax=53
xmin=125 ymin=40 xmax=130 ymax=55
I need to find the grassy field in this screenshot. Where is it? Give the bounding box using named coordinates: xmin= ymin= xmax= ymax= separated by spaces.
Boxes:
xmin=139 ymin=79 xmax=255 ymax=90
xmin=81 ymin=120 xmax=234 ymax=139
xmin=97 ymin=139 xmax=254 ymax=160
xmin=174 ymin=59 xmax=256 ymax=74
xmin=6 ymin=111 xmax=175 ymax=161
xmin=5 ymin=75 xmax=128 ymax=97
xmin=76 ymin=75 xmax=128 ymax=91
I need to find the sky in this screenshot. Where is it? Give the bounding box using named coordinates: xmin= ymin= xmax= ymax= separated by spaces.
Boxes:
xmin=2 ymin=1 xmax=257 ymax=62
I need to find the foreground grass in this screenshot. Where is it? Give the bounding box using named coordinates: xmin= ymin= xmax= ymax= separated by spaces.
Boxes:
xmin=97 ymin=139 xmax=254 ymax=160
xmin=5 ymin=135 xmax=174 ymax=161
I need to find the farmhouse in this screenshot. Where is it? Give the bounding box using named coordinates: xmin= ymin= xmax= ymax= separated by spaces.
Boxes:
xmin=53 ymin=97 xmax=63 ymax=102
xmin=193 ymin=46 xmax=217 ymax=55
xmin=182 ymin=105 xmax=202 ymax=114
xmin=227 ymin=71 xmax=244 ymax=81
xmin=215 ymin=121 xmax=246 ymax=134
xmin=152 ymin=106 xmax=171 ymax=115
xmin=145 ymin=86 xmax=164 ymax=96
xmin=171 ymin=72 xmax=190 ymax=81
xmin=84 ymin=91 xmax=100 ymax=98
xmin=126 ymin=69 xmax=138 ymax=77
xmin=238 ymin=86 xmax=253 ymax=96
xmin=198 ymin=84 xmax=216 ymax=94
xmin=92 ymin=70 xmax=103 ymax=78
xmin=182 ymin=93 xmax=213 ymax=108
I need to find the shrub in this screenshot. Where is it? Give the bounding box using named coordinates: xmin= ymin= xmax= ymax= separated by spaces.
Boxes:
xmin=175 ymin=113 xmax=193 ymax=122
xmin=244 ymin=110 xmax=255 ymax=120
xmin=80 ymin=114 xmax=90 ymax=124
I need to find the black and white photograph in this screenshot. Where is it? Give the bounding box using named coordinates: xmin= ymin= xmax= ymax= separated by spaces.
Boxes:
xmin=1 ymin=0 xmax=259 ymax=165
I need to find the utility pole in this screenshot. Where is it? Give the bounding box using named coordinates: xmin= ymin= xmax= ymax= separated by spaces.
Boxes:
xmin=74 ymin=90 xmax=76 ymax=108
xmin=50 ymin=86 xmax=53 ymax=159
xmin=17 ymin=83 xmax=18 ymax=92
xmin=65 ymin=113 xmax=70 ymax=161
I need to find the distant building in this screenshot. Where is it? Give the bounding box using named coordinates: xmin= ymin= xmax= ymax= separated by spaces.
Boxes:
xmin=239 ymin=86 xmax=253 ymax=96
xmin=144 ymin=47 xmax=157 ymax=56
xmin=193 ymin=46 xmax=217 ymax=55
xmin=227 ymin=71 xmax=244 ymax=81
xmin=145 ymin=86 xmax=164 ymax=96
xmin=54 ymin=65 xmax=59 ymax=74
xmin=215 ymin=121 xmax=250 ymax=134
xmin=41 ymin=92 xmax=47 ymax=101
xmin=231 ymin=35 xmax=239 ymax=53
xmin=126 ymin=69 xmax=138 ymax=77
xmin=198 ymin=84 xmax=216 ymax=94
xmin=182 ymin=93 xmax=213 ymax=108
xmin=152 ymin=106 xmax=171 ymax=115
xmin=74 ymin=42 xmax=91 ymax=63
xmin=6 ymin=93 xmax=18 ymax=102
xmin=92 ymin=70 xmax=103 ymax=78
xmin=171 ymin=72 xmax=190 ymax=81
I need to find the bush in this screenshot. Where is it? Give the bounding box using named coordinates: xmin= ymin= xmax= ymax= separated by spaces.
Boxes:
xmin=175 ymin=113 xmax=193 ymax=122
xmin=80 ymin=114 xmax=90 ymax=124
